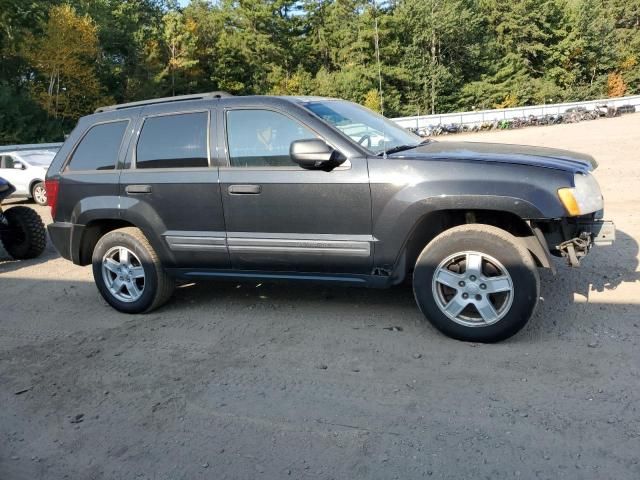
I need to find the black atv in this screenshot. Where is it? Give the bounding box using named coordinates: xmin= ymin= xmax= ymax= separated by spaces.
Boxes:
xmin=0 ymin=177 xmax=46 ymax=259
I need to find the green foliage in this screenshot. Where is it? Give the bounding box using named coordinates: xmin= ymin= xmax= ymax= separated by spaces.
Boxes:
xmin=23 ymin=4 xmax=109 ymax=120
xmin=1 ymin=0 xmax=640 ymax=143
xmin=0 ymin=82 xmax=65 ymax=143
xmin=396 ymin=0 xmax=483 ymax=114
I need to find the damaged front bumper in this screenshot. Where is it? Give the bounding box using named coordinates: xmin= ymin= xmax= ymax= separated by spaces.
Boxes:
xmin=557 ymin=220 xmax=615 ymax=266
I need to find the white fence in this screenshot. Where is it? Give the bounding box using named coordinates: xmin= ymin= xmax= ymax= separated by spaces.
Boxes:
xmin=392 ymin=94 xmax=640 ymax=130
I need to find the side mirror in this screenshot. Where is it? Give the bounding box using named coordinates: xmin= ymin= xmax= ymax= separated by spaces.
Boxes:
xmin=290 ymin=139 xmax=345 ymax=171
xmin=13 ymin=162 xmax=25 ymax=170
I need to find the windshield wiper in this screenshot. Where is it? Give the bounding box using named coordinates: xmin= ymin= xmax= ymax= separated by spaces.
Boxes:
xmin=378 ymin=139 xmax=431 ymax=156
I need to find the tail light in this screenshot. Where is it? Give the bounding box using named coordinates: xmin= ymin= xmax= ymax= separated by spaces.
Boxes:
xmin=45 ymin=179 xmax=60 ymax=218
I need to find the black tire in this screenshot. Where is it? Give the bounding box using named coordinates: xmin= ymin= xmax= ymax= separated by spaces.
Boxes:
xmin=413 ymin=224 xmax=540 ymax=343
xmin=1 ymin=206 xmax=47 ymax=259
xmin=31 ymin=181 xmax=48 ymax=206
xmin=91 ymin=227 xmax=174 ymax=313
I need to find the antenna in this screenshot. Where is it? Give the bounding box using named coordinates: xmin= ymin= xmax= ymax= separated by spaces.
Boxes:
xmin=373 ymin=2 xmax=387 ymax=158
xmin=374 ymin=16 xmax=384 ymax=117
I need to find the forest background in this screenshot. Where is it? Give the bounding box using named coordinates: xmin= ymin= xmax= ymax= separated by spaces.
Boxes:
xmin=0 ymin=0 xmax=638 ymax=142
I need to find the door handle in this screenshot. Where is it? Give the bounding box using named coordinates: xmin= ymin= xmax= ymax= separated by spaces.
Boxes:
xmin=125 ymin=184 xmax=152 ymax=194
xmin=228 ymin=184 xmax=261 ymax=195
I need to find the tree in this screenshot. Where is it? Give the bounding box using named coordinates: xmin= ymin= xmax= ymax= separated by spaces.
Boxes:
xmin=23 ymin=4 xmax=108 ymax=120
xmin=459 ymin=0 xmax=568 ymax=109
xmin=559 ymin=0 xmax=617 ymax=98
xmin=3 ymin=0 xmax=640 ymax=143
xmin=609 ymin=0 xmax=640 ymax=94
xmin=363 ymin=88 xmax=382 ymax=112
xmin=157 ymin=10 xmax=198 ymax=95
xmin=607 ymin=71 xmax=626 ymax=96
xmin=396 ymin=0 xmax=482 ymax=114
xmin=66 ymin=0 xmax=169 ymax=102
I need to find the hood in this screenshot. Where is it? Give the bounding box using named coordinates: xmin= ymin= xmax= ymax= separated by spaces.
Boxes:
xmin=389 ymin=141 xmax=596 ymax=174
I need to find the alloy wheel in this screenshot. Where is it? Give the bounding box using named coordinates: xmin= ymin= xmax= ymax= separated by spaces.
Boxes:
xmin=33 ymin=184 xmax=47 ymax=205
xmin=101 ymin=246 xmax=146 ymax=303
xmin=431 ymin=251 xmax=514 ymax=327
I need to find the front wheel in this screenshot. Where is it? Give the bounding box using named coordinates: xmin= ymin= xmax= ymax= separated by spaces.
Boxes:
xmin=92 ymin=227 xmax=174 ymax=313
xmin=413 ymin=224 xmax=540 ymax=343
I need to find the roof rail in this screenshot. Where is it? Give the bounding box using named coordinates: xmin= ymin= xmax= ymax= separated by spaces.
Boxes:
xmin=95 ymin=91 xmax=233 ymax=113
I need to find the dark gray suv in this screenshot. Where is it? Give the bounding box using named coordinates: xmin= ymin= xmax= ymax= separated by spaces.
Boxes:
xmin=45 ymin=92 xmax=614 ymax=342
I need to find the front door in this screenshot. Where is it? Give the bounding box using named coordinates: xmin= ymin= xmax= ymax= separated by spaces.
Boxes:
xmin=119 ymin=107 xmax=229 ymax=269
xmin=218 ymin=107 xmax=372 ymax=274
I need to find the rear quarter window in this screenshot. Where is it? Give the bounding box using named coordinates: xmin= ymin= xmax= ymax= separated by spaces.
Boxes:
xmin=66 ymin=121 xmax=128 ymax=171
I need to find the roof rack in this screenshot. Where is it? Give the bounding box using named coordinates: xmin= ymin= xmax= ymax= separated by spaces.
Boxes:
xmin=95 ymin=91 xmax=233 ymax=113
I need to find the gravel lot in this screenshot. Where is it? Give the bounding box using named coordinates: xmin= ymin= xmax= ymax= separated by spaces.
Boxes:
xmin=1 ymin=115 xmax=639 ymax=479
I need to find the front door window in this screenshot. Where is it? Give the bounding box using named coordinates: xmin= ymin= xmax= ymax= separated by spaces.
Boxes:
xmin=225 ymin=109 xmax=317 ymax=168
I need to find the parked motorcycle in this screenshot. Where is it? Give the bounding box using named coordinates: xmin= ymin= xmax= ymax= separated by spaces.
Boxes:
xmin=0 ymin=177 xmax=46 ymax=259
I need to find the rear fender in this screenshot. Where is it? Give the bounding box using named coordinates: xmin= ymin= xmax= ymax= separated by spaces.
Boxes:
xmin=70 ymin=195 xmax=174 ymax=266
xmin=118 ymin=196 xmax=175 ymax=266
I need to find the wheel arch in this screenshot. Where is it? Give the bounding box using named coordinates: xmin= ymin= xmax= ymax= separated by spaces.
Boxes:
xmin=397 ymin=208 xmax=553 ymax=282
xmin=28 ymin=178 xmax=44 ymax=197
xmin=76 ymin=219 xmax=137 ymax=266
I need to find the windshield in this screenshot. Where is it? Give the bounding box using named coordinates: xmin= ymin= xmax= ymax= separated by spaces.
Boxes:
xmin=19 ymin=151 xmax=56 ymax=167
xmin=302 ymin=100 xmax=422 ymax=155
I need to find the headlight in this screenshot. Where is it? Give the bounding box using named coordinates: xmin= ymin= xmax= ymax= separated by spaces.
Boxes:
xmin=557 ymin=173 xmax=603 ymax=216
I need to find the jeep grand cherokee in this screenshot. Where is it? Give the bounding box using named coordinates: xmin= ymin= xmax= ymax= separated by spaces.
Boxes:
xmin=45 ymin=92 xmax=615 ymax=342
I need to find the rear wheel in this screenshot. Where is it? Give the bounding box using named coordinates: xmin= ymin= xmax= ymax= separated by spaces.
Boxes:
xmin=413 ymin=224 xmax=540 ymax=343
xmin=0 ymin=206 xmax=47 ymax=259
xmin=92 ymin=227 xmax=174 ymax=313
xmin=31 ymin=182 xmax=47 ymax=206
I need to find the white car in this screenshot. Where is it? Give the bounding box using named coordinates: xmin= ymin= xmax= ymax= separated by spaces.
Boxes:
xmin=0 ymin=150 xmax=57 ymax=205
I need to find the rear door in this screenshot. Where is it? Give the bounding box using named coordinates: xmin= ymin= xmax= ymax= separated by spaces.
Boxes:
xmin=119 ymin=105 xmax=229 ymax=269
xmin=218 ymin=106 xmax=373 ymax=274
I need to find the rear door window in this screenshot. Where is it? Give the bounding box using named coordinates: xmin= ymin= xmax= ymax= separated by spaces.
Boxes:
xmin=136 ymin=112 xmax=209 ymax=169
xmin=66 ymin=121 xmax=128 ymax=171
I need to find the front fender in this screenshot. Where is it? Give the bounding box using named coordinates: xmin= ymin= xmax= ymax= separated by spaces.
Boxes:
xmin=368 ymin=157 xmax=571 ymax=268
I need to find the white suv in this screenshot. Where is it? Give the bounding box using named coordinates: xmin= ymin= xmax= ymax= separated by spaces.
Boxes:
xmin=0 ymin=150 xmax=57 ymax=205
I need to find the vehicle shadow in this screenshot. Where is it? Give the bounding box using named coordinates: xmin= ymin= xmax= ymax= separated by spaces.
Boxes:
xmin=523 ymin=227 xmax=640 ymax=341
xmin=0 ymin=235 xmax=57 ymax=274
xmin=2 ymin=197 xmax=36 ymax=209
xmin=2 ymin=225 xmax=637 ymax=344
xmin=571 ymin=229 xmax=639 ymax=294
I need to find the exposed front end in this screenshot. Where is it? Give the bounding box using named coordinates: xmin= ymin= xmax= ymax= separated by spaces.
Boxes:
xmin=538 ymin=171 xmax=615 ymax=266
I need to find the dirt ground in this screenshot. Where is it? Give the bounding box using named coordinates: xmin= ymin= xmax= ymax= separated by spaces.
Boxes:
xmin=1 ymin=114 xmax=639 ymax=480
